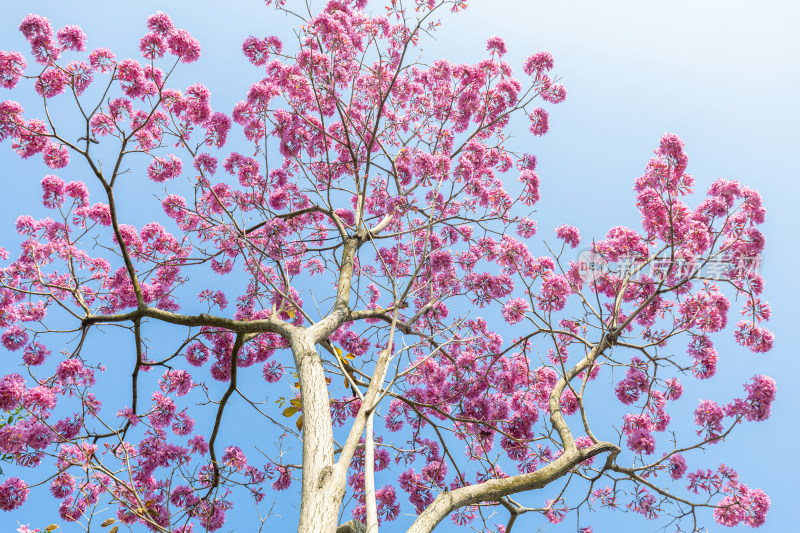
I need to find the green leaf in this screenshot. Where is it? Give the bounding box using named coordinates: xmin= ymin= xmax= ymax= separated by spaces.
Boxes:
xmin=282 ymin=406 xmax=297 ymax=417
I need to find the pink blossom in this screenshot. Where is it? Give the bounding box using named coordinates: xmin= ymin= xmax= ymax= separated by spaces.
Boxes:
xmin=168 ymin=29 xmax=201 ymax=63
xmin=56 ymin=358 xmax=95 ymax=387
xmin=204 ymin=112 xmax=231 ymax=147
xmin=140 ymin=32 xmax=167 ymax=59
xmin=0 ymin=477 xmax=28 ymax=511
xmin=42 ymin=144 xmax=69 ymax=168
xmin=1 ymin=325 xmax=28 ymax=351
xmin=668 ymin=454 xmax=687 ymax=480
xmin=541 ymin=83 xmax=567 ymax=104
xmin=262 ymin=360 xmax=284 ymax=383
xmin=147 ymin=154 xmax=182 ymax=182
xmin=0 ymin=373 xmax=25 ymax=410
xmin=0 ymin=51 xmax=26 ymax=89
xmin=502 ymin=297 xmax=530 ymax=324
xmin=23 ymin=341 xmax=50 ymax=366
xmin=664 ymin=378 xmax=683 ymax=400
xmin=537 ymin=275 xmax=570 ymax=311
xmin=149 ymin=392 xmax=176 ymax=428
xmin=160 ymin=369 xmax=193 ymax=396
xmin=50 ymin=473 xmax=75 ymax=499
xmin=516 ymin=217 xmax=537 ymax=238
xmin=694 ymin=399 xmax=725 ymax=442
xmin=627 ymin=428 xmax=656 ymax=455
xmin=222 ymin=445 xmax=248 ymax=470
xmin=518 ymin=170 xmax=541 ymax=206
xmin=56 ymin=25 xmax=87 ymax=51
xmin=528 ymin=107 xmax=549 ymax=136
xmin=272 ymin=464 xmax=292 ymax=490
xmin=731 ymin=374 xmax=776 ymax=422
xmin=544 ymin=498 xmax=567 ymax=523
xmin=486 ymin=36 xmax=507 ymax=56
xmin=147 ymin=12 xmax=175 ymax=36
xmin=734 ymin=321 xmax=774 ymax=353
xmin=88 ymin=48 xmax=115 ymax=72
xmin=22 ymin=385 xmax=56 ymax=414
xmin=523 ymin=51 xmax=554 ymax=75
xmin=172 ymin=411 xmax=194 ymax=436
xmin=555 ymin=224 xmax=580 ymax=248
xmin=242 ymin=35 xmax=282 ymax=66
xmin=189 ymin=434 xmax=208 ymax=455
xmin=19 ymin=14 xmax=53 ymax=42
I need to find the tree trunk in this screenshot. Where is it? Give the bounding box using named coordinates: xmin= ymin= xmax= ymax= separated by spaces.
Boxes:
xmin=292 ymin=332 xmax=347 ymax=532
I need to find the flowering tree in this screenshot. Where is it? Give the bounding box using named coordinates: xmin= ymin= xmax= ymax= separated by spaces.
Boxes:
xmin=0 ymin=0 xmax=775 ymax=532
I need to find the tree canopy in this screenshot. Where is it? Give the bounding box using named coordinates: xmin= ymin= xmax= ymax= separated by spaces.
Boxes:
xmin=0 ymin=1 xmax=776 ymax=532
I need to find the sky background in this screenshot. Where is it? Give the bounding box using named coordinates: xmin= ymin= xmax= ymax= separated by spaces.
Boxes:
xmin=0 ymin=0 xmax=798 ymax=532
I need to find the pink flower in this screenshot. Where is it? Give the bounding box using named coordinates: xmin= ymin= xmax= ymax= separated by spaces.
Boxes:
xmin=528 ymin=107 xmax=549 ymax=136
xmin=50 ymin=474 xmax=75 ymax=500
xmin=242 ymin=35 xmax=282 ymax=66
xmin=56 ymin=358 xmax=96 ymax=387
xmin=502 ymin=298 xmax=530 ymax=325
xmin=541 ymin=83 xmax=567 ymax=104
xmin=272 ymin=464 xmax=291 ymax=490
xmin=262 ymin=360 xmax=284 ymax=383
xmin=189 ymin=434 xmax=208 ymax=455
xmin=0 ymin=51 xmax=27 ymax=89
xmin=160 ymin=369 xmax=193 ymax=396
xmin=147 ymin=154 xmax=182 ymax=182
xmin=149 ymin=392 xmax=176 ymax=427
xmin=626 ymin=428 xmax=656 ymax=455
xmin=185 ymin=342 xmax=210 ymax=367
xmin=168 ymin=29 xmax=201 ymax=63
xmin=56 ymin=25 xmax=87 ymax=52
xmin=19 ymin=14 xmax=53 ymax=42
xmin=88 ymin=48 xmax=115 ymax=72
xmin=694 ymin=399 xmax=725 ymax=442
xmin=2 ymin=324 xmax=29 ymax=351
xmin=544 ymin=498 xmax=567 ymax=523
xmin=734 ymin=321 xmax=774 ymax=353
xmin=222 ymin=445 xmax=248 ymax=471
xmin=140 ymin=32 xmax=167 ymax=59
xmin=518 ymin=170 xmax=541 ymax=206
xmin=732 ymin=374 xmax=776 ymax=422
xmin=147 ymin=12 xmax=175 ymax=36
xmin=0 ymin=374 xmax=25 ymax=411
xmin=41 ymin=175 xmax=66 ymax=208
xmin=42 ymin=144 xmax=69 ymax=169
xmin=204 ymin=113 xmax=231 ymax=148
xmin=664 ymin=378 xmax=683 ymax=400
xmin=0 ymin=477 xmax=28 ymax=511
xmin=172 ymin=411 xmax=194 ymax=436
xmin=486 ymin=36 xmax=507 ymax=56
xmin=667 ymin=454 xmax=687 ymax=480
xmin=23 ymin=341 xmax=50 ymax=366
xmin=537 ymin=275 xmax=570 ymax=311
xmin=523 ymin=51 xmax=554 ymax=75
xmin=555 ymin=224 xmax=581 ymax=248
xmin=516 ymin=217 xmax=537 ymax=238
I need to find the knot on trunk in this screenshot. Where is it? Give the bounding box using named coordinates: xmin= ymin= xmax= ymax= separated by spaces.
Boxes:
xmin=336 ymin=520 xmax=365 ymax=533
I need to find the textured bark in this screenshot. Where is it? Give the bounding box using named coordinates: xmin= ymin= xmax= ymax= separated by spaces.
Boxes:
xmin=292 ymin=332 xmax=347 ymax=533
xmin=405 ymin=443 xmax=618 ymax=533
xmin=336 ymin=520 xmax=366 ymax=533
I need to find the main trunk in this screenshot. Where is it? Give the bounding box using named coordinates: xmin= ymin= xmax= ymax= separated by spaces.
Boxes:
xmin=292 ymin=333 xmax=347 ymax=532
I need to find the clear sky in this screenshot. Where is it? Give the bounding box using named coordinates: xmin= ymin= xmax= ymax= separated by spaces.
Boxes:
xmin=0 ymin=1 xmax=798 ymax=532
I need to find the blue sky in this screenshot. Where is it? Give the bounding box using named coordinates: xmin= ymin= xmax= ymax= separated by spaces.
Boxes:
xmin=0 ymin=0 xmax=798 ymax=531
